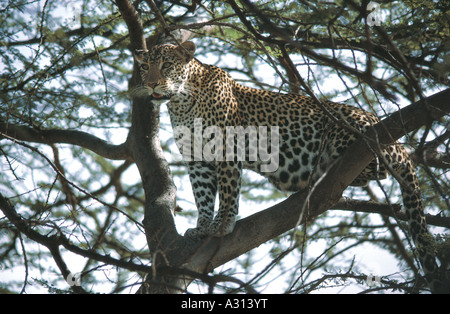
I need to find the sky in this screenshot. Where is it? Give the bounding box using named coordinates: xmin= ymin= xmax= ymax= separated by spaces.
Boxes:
xmin=1 ymin=0 xmax=444 ymax=294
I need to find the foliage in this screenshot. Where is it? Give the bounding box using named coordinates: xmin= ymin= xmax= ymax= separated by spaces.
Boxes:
xmin=0 ymin=0 xmax=449 ymax=294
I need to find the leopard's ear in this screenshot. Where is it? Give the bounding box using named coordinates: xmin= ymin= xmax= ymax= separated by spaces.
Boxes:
xmin=134 ymin=49 xmax=149 ymax=64
xmin=174 ymin=41 xmax=196 ymax=63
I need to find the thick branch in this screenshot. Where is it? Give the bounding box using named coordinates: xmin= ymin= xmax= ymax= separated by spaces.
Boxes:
xmin=127 ymin=95 xmax=179 ymax=246
xmin=183 ymin=88 xmax=450 ymax=274
xmin=117 ymin=0 xmax=179 ymax=250
xmin=0 ymin=122 xmax=130 ymax=160
xmin=115 ymin=0 xmax=147 ymax=51
xmin=116 ymin=0 xmax=182 ymax=293
xmin=128 ymin=93 xmax=185 ymax=294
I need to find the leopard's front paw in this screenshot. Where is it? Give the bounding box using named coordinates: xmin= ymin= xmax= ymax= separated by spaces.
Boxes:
xmin=208 ymin=218 xmax=236 ymax=237
xmin=184 ymin=227 xmax=209 ymax=239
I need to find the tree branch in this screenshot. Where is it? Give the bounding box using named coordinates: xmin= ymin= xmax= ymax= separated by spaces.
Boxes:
xmin=0 ymin=193 xmax=152 ymax=273
xmin=114 ymin=0 xmax=147 ymax=51
xmin=410 ymin=130 xmax=450 ymax=169
xmin=116 ymin=0 xmax=183 ymax=293
xmin=334 ymin=198 xmax=450 ymax=229
xmin=229 ymin=0 xmax=398 ymax=100
xmin=0 ymin=121 xmax=130 ymax=160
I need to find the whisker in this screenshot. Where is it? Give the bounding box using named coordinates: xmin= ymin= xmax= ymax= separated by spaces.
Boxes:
xmin=131 ymin=86 xmax=153 ymax=98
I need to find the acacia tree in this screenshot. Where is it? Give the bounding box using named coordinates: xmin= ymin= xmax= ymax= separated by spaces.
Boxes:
xmin=0 ymin=0 xmax=449 ymax=294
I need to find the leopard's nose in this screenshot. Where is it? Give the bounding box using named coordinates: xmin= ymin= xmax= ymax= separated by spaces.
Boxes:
xmin=148 ymin=83 xmax=157 ymax=88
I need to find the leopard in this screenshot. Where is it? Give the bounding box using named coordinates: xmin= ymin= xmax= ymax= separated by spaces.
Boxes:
xmin=133 ymin=41 xmax=442 ymax=291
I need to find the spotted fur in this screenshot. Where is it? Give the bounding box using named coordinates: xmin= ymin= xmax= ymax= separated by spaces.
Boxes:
xmin=134 ymin=41 xmax=440 ymax=291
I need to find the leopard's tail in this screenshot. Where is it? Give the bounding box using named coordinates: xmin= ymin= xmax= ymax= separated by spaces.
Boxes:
xmin=390 ymin=145 xmax=442 ymax=292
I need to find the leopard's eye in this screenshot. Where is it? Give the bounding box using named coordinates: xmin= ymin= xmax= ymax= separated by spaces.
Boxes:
xmin=140 ymin=64 xmax=149 ymax=70
xmin=161 ymin=62 xmax=172 ymax=70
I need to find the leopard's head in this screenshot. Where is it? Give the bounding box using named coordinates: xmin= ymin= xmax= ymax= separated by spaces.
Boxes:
xmin=133 ymin=41 xmax=196 ymax=101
